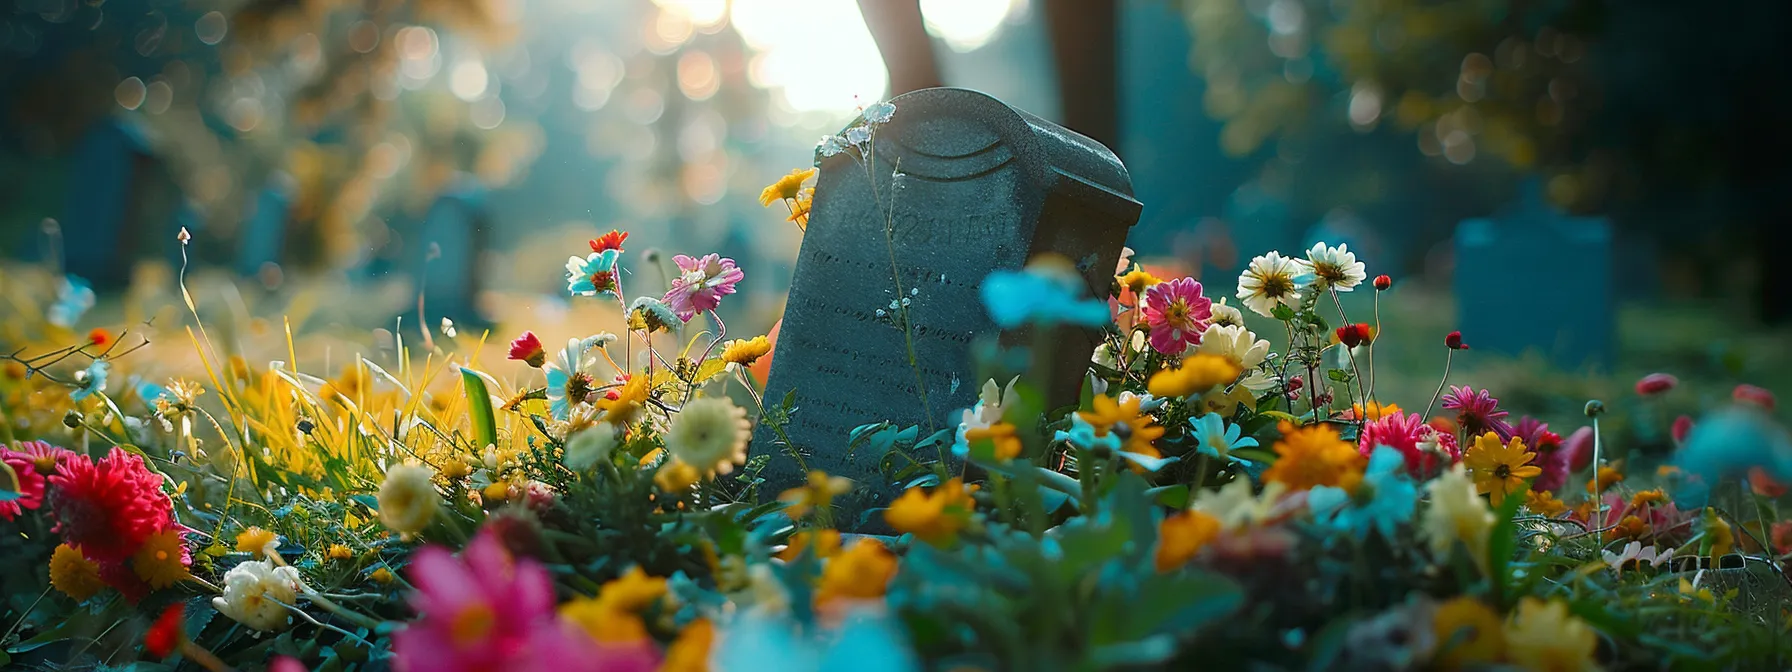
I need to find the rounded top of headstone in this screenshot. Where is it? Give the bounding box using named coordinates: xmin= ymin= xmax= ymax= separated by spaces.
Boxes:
xmin=881 ymin=88 xmax=1135 ymax=202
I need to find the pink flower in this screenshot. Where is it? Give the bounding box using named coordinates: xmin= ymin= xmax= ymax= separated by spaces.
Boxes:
xmin=1513 ymin=417 xmax=1566 ymax=493
xmin=0 ymin=447 xmax=47 ymax=521
xmin=1670 ymin=415 xmax=1693 ymax=444
xmin=271 ymin=657 xmax=309 ymax=672
xmin=1634 ymin=373 xmax=1678 ymax=396
xmin=1359 ymin=412 xmax=1460 ymax=478
xmin=394 ymin=533 xmax=647 ymax=672
xmin=1141 ymin=277 xmax=1213 ymax=355
xmin=508 ymin=332 xmax=546 ymax=368
xmin=1734 ymin=384 xmax=1776 ymax=411
xmin=1441 ymin=386 xmax=1512 ymax=440
xmin=662 ymin=254 xmax=744 ymax=322
xmin=1562 ymin=426 xmax=1595 ymax=473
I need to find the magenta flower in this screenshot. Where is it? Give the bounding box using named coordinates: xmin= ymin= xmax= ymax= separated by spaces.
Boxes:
xmin=1141 ymin=277 xmax=1213 ymax=355
xmin=1634 ymin=372 xmax=1678 ymax=396
xmin=394 ymin=533 xmax=637 ymax=672
xmin=1562 ymin=426 xmax=1595 ymax=472
xmin=1513 ymin=417 xmax=1566 ymax=492
xmin=1359 ymin=412 xmax=1460 ymax=478
xmin=662 ymin=254 xmax=745 ymax=321
xmin=1441 ymin=386 xmax=1513 ymax=440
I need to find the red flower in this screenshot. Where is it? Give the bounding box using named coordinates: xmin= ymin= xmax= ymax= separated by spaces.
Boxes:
xmin=48 ymin=448 xmax=177 ymax=563
xmin=1444 ymin=331 xmax=1468 ymax=350
xmin=1734 ymin=384 xmax=1776 ymax=411
xmin=1670 ymin=415 xmax=1693 ymax=444
xmin=1749 ymin=467 xmax=1787 ymax=498
xmin=588 ymin=229 xmax=629 ymax=254
xmin=1335 ymin=323 xmax=1372 ymax=348
xmin=145 ymin=603 xmax=184 ymax=658
xmin=87 ymin=328 xmax=111 ymax=347
xmin=1634 ymin=373 xmax=1678 ymax=396
xmin=507 ymin=331 xmax=546 ymax=368
xmin=0 ymin=447 xmax=47 ymax=521
xmin=1773 ymin=520 xmax=1792 ymax=555
xmin=1372 ymin=274 xmax=1392 ymax=291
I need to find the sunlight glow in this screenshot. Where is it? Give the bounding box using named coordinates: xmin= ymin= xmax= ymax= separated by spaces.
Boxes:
xmin=730 ymin=0 xmax=887 ymax=114
xmin=919 ymin=0 xmax=1015 ymax=52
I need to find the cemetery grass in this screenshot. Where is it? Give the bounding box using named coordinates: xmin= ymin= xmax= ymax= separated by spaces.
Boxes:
xmin=5 ymin=186 xmax=1792 ymax=667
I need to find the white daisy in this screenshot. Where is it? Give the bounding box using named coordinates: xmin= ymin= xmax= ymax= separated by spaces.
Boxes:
xmin=1236 ymin=252 xmax=1314 ymax=318
xmin=1301 ymin=242 xmax=1367 ymax=292
xmin=1209 ymin=299 xmax=1246 ymax=328
xmin=1195 ymin=324 xmax=1276 ymax=391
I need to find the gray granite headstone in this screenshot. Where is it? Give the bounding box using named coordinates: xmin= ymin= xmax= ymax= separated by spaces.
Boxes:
xmin=1455 ymin=180 xmax=1613 ymax=370
xmin=237 ymin=172 xmax=296 ymax=277
xmin=751 ymin=88 xmax=1140 ymax=527
xmin=61 ymin=118 xmax=181 ymax=290
xmin=416 ymin=175 xmax=491 ymax=328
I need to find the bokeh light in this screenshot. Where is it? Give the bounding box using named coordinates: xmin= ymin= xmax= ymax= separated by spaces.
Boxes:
xmin=919 ymin=0 xmax=1016 ymax=52
xmin=730 ymin=0 xmax=886 ymax=113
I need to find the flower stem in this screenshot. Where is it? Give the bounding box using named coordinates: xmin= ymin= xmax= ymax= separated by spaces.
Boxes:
xmin=738 ymin=367 xmax=808 ymax=474
xmin=1425 ymin=350 xmax=1455 ymax=417
xmin=1592 ymin=415 xmax=1603 ymax=546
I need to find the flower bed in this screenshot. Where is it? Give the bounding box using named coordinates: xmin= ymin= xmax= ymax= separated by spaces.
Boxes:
xmin=3 ymin=145 xmax=1792 ymax=670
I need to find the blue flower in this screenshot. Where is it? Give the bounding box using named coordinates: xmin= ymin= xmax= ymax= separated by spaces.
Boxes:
xmin=565 ymin=249 xmax=621 ymax=299
xmin=71 ymin=359 xmax=110 ymax=401
xmin=1309 ymin=446 xmax=1417 ymax=540
xmin=134 ymin=377 xmax=168 ymax=405
xmin=1675 ymin=407 xmax=1792 ymax=485
xmin=543 ymin=338 xmax=594 ymax=420
xmin=981 ymin=266 xmax=1110 ymax=329
xmin=48 ymin=275 xmax=95 ymax=328
xmin=1054 ymin=414 xmax=1121 ymax=452
xmin=1190 ymin=413 xmax=1258 ymax=465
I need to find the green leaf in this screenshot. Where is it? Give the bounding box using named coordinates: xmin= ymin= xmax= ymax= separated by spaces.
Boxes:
xmin=1326 ymin=369 xmax=1351 ymax=383
xmin=1271 ymin=304 xmax=1296 ymax=321
xmin=1146 ymin=484 xmax=1190 ymax=509
xmin=1486 ymin=478 xmax=1531 ymax=607
xmin=1229 ymin=447 xmax=1277 ymax=464
xmin=460 ymin=367 xmax=498 ymax=451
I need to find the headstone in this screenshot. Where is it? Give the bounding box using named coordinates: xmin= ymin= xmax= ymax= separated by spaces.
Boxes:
xmin=60 ymin=118 xmax=181 ymax=290
xmin=1455 ymin=179 xmax=1613 ymax=370
xmin=416 ymin=175 xmax=492 ymax=328
xmin=237 ymin=172 xmax=297 ymax=277
xmin=751 ymin=88 xmax=1141 ymax=528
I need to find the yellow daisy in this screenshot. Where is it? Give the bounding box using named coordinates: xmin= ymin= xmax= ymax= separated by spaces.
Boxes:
xmin=235 ymin=526 xmax=280 ymax=557
xmin=1463 ymin=432 xmax=1541 ymax=506
xmin=1078 ymin=394 xmax=1166 ymax=458
xmin=721 ymin=336 xmax=773 ymax=366
xmin=132 ymin=529 xmax=191 ymax=589
xmin=815 ymin=538 xmax=898 ymax=603
xmin=1261 ymin=422 xmax=1364 ymax=491
xmin=1147 ymin=353 xmax=1243 ymax=398
xmin=759 ymin=168 xmax=817 ymax=206
xmin=49 ymin=544 xmax=104 ymax=602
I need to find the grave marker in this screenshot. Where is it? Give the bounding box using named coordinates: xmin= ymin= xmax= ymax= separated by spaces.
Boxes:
xmin=416 ymin=175 xmax=491 ymax=328
xmin=750 ymin=88 xmax=1141 ymax=527
xmin=237 ymin=172 xmax=296 ymax=277
xmin=1455 ymin=180 xmax=1613 ymax=370
xmin=61 ymin=118 xmax=181 ymax=290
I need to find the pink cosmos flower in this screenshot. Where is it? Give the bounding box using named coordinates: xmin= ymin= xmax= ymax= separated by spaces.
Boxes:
xmin=394 ymin=533 xmax=654 ymax=672
xmin=1513 ymin=417 xmax=1566 ymax=492
xmin=0 ymin=447 xmax=46 ymax=521
xmin=1141 ymin=277 xmax=1213 ymax=355
xmin=662 ymin=254 xmax=745 ymax=321
xmin=1359 ymin=412 xmax=1460 ymax=479
xmin=1441 ymin=386 xmax=1512 ymax=440
xmin=1733 ymin=384 xmax=1776 ymax=411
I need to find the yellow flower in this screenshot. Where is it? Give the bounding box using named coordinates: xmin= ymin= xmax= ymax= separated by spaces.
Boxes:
xmin=1678 ymin=576 xmax=1714 ymax=603
xmin=656 ymin=458 xmax=702 ymax=492
xmin=49 ymin=544 xmax=104 ymax=602
xmin=721 ymin=336 xmax=773 ymax=366
xmin=666 ymin=397 xmax=752 ymax=476
xmin=788 ymin=189 xmax=814 ymax=230
xmin=660 ymin=618 xmax=715 ymax=672
xmin=377 ymin=463 xmax=440 ymax=539
xmin=778 ymin=528 xmax=844 ymax=562
xmin=1586 ymin=465 xmax=1623 ymax=494
xmin=1197 ymin=384 xmax=1257 ymax=417
xmin=1705 ymin=509 xmax=1735 ymax=560
xmin=1503 ymin=597 xmax=1599 ymax=672
xmin=1261 ymin=422 xmax=1363 ymax=491
xmin=1524 ymin=490 xmax=1567 ymax=517
xmin=1154 ymin=510 xmax=1221 ymax=572
xmin=1613 ymin=515 xmax=1650 ymax=540
xmin=1351 ymin=401 xmax=1401 ymax=421
xmin=235 ymin=526 xmax=279 ymax=557
xmin=1432 ymin=597 xmax=1505 ymax=669
xmin=884 ymin=478 xmax=977 ymax=545
xmin=370 ymin=566 xmax=395 ymax=584
xmin=1078 ymin=395 xmax=1166 ymax=458
xmin=815 ymin=538 xmax=898 ymax=603
xmin=1147 ymin=353 xmax=1243 ymax=398
xmin=964 ymin=422 xmax=1024 ymax=461
xmin=1120 ymin=269 xmax=1160 ymax=295
xmin=599 ymin=374 xmax=650 ymax=427
xmin=779 ymin=470 xmax=853 ymax=519
xmin=598 ymin=567 xmax=668 ymax=612
xmin=132 ymin=529 xmax=191 ymax=589
xmin=1192 ymin=479 xmax=1287 ymax=529
xmin=327 ymin=544 xmax=354 ymax=561
xmin=759 ymin=168 xmax=817 ymax=206
xmin=1629 ymin=489 xmax=1666 ymax=509
xmin=560 ymin=596 xmax=649 ymax=644
xmin=1423 ymin=464 xmax=1494 ymax=569
xmin=1463 ymin=432 xmax=1541 ymax=506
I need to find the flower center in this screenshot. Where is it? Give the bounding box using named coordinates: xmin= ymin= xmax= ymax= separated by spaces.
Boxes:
xmin=1494 ymin=464 xmax=1512 ymax=479
xmin=1262 ymin=275 xmax=1292 ymax=297
xmin=589 ymin=270 xmax=616 ymax=293
xmin=1315 ymin=262 xmax=1345 ymax=283
xmin=567 ymin=373 xmax=594 ymax=404
xmin=450 ymin=603 xmax=496 ymax=647
xmin=1166 ymin=300 xmax=1190 ymax=326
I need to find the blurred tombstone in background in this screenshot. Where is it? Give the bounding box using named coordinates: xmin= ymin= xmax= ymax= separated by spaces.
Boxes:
xmin=237 ymin=172 xmax=297 ymax=279
xmin=1222 ymin=178 xmax=1294 ymax=273
xmin=1302 ymin=207 xmax=1388 ymax=274
xmin=1455 ymin=179 xmax=1613 ymax=371
xmin=416 ymin=175 xmax=492 ymax=329
xmin=59 ymin=117 xmax=183 ymax=290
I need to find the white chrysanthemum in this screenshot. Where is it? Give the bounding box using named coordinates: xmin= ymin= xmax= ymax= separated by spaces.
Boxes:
xmin=1209 ymin=299 xmax=1246 ymax=328
xmin=1236 ymin=252 xmax=1314 ymax=317
xmin=1301 ymin=242 xmax=1367 ymax=292
xmin=1421 ymin=464 xmax=1493 ymax=561
xmin=1193 ymin=479 xmax=1287 ymax=530
xmin=1195 ymin=324 xmax=1276 ymax=391
xmin=563 ymin=425 xmax=622 ymax=471
xmin=211 ymin=560 xmax=301 ymax=631
xmin=667 ymin=397 xmax=752 ymax=476
xmin=377 ymin=463 xmax=439 ymax=538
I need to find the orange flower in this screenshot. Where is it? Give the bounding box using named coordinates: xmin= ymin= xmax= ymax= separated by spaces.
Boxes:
xmin=884 ymin=478 xmax=977 ymax=545
xmin=964 ymin=422 xmax=1023 ymax=461
xmin=1587 ymin=465 xmax=1624 ymax=494
xmin=1079 ymin=395 xmax=1166 ymax=458
xmin=1155 ymin=510 xmax=1221 ymax=572
xmin=1261 ymin=422 xmax=1363 ymax=491
xmin=815 ymin=538 xmax=898 ymax=603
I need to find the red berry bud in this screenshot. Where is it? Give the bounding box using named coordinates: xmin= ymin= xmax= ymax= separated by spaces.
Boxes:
xmin=1373 ymin=275 xmax=1392 ymax=291
xmin=1445 ymin=331 xmax=1468 ymax=350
